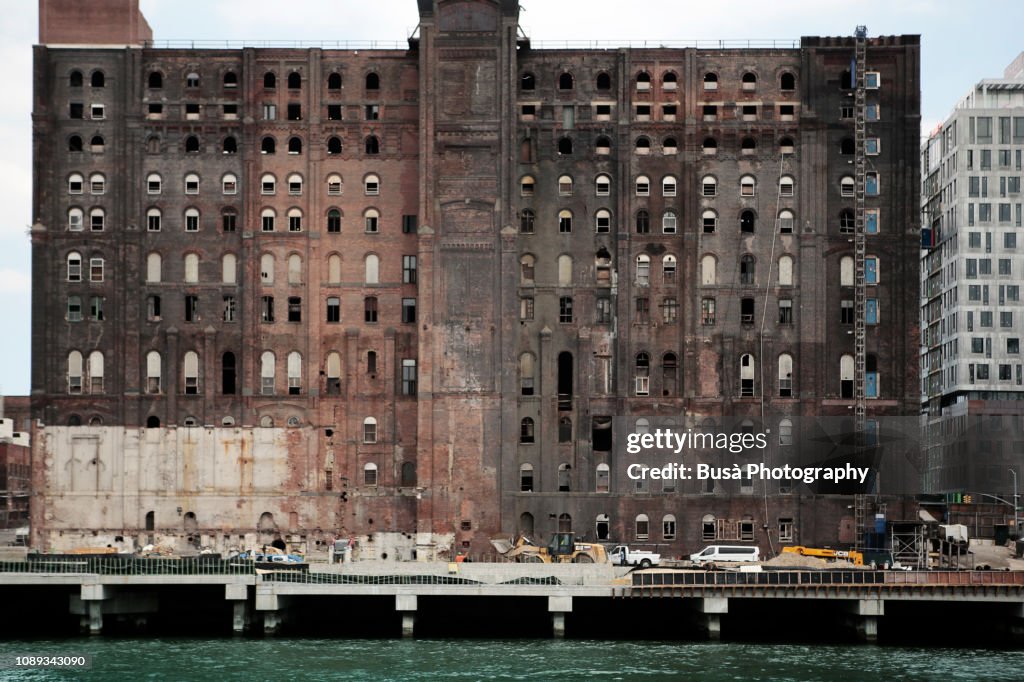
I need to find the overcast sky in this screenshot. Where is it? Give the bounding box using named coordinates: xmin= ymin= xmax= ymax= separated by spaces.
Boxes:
xmin=1 ymin=0 xmax=1022 ymax=397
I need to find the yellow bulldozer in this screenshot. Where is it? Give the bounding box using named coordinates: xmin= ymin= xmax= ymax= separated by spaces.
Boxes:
xmin=499 ymin=532 xmax=608 ymax=564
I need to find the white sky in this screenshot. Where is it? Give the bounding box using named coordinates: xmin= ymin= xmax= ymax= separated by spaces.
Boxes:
xmin=1 ymin=0 xmax=1022 ymax=396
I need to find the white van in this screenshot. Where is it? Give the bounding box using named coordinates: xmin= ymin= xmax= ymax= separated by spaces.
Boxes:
xmin=690 ymin=545 xmax=760 ymax=565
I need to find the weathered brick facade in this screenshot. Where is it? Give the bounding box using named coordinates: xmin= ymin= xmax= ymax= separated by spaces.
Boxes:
xmin=30 ymin=1 xmax=920 ymax=557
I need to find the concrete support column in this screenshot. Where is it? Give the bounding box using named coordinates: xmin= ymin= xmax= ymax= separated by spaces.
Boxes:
xmin=226 ymin=582 xmax=249 ymax=634
xmin=79 ymin=583 xmax=109 ymax=635
xmin=256 ymin=584 xmax=284 ymax=635
xmin=697 ymin=597 xmax=728 ymax=641
xmin=396 ymin=594 xmax=417 ymax=638
xmin=846 ymin=598 xmax=884 ymax=642
xmin=549 ymin=595 xmax=572 ymax=639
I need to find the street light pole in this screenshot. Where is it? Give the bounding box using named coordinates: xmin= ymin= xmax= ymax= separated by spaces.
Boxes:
xmin=1011 ymin=468 xmax=1019 ymax=541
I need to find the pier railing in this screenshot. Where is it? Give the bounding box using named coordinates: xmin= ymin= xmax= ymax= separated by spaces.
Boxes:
xmin=0 ymin=556 xmax=255 ymax=576
xmin=630 ymin=570 xmax=1024 ymax=589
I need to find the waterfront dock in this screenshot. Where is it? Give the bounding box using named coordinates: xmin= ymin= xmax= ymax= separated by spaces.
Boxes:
xmin=3 ymin=558 xmax=1024 ymax=642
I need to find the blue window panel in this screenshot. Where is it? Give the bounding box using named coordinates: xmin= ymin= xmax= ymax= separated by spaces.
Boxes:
xmin=866 ymin=210 xmax=879 ymax=234
xmin=865 ymin=419 xmax=879 ymax=446
xmin=865 ymin=298 xmax=878 ymax=324
xmin=866 ymin=372 xmax=879 ymax=398
xmin=865 ymin=258 xmax=878 ymax=284
xmin=866 ymin=174 xmax=879 ymax=195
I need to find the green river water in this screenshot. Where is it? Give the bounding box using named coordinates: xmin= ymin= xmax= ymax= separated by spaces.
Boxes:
xmin=0 ymin=639 xmax=1022 ymax=681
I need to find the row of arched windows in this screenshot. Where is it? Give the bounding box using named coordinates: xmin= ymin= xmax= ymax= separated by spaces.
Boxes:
xmin=68 ymin=70 xmax=105 ymax=88
xmin=142 ymin=70 xmax=379 ymax=91
xmin=140 ymin=251 xmax=392 ymax=286
xmin=142 ymin=133 xmax=383 ymax=157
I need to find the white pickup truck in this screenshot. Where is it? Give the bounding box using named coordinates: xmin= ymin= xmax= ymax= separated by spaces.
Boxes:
xmin=609 ymin=545 xmax=661 ymax=568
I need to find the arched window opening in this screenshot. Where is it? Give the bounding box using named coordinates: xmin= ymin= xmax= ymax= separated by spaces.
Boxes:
xmin=740 ymin=255 xmax=756 ymax=285
xmin=635 ymin=514 xmax=650 ymax=540
xmin=519 ymin=353 xmax=535 ymax=396
xmin=558 ymin=464 xmax=572 ymax=492
xmin=778 ymin=353 xmax=794 ymax=397
xmin=701 ymin=255 xmax=717 ymax=285
xmin=519 ymin=463 xmax=534 ymax=492
xmin=740 ymin=354 xmax=756 ymax=397
xmin=778 ymin=255 xmax=794 ymax=286
xmin=840 ymin=354 xmax=855 ymax=398
xmin=183 ymin=350 xmax=200 ymax=394
xmin=261 ymin=351 xmax=276 ymax=395
xmin=740 ymin=209 xmax=755 ymax=233
xmin=519 ymin=417 xmax=535 ymax=444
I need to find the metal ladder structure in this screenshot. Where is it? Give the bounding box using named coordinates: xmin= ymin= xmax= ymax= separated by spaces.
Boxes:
xmin=852 ymin=27 xmax=870 ymax=552
xmin=853 ymin=26 xmax=868 ymax=439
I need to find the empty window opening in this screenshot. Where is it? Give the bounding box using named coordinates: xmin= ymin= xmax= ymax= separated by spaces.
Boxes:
xmin=365 ymin=72 xmax=380 ymax=90
xmin=740 ymin=255 xmax=756 ymax=285
xmin=558 ymin=352 xmax=573 ymax=411
xmin=778 ymin=354 xmax=793 ymax=397
xmin=519 ymin=417 xmax=535 ymax=444
xmin=740 ymin=354 xmax=756 ymax=397
xmin=778 ymin=210 xmax=795 ymax=233
xmin=558 ymin=73 xmax=574 ymax=90
xmin=183 ymin=351 xmax=200 ymax=394
xmin=147 ymin=71 xmax=162 ymax=88
xmin=558 ymin=463 xmax=572 ymax=492
xmin=840 ymin=354 xmax=854 ymax=398
xmin=185 ymin=136 xmax=200 ymax=153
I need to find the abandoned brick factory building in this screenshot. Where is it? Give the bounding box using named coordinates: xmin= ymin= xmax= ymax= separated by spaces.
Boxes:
xmin=29 ymin=0 xmax=921 ymax=558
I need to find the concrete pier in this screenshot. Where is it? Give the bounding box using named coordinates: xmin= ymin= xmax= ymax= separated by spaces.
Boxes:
xmin=696 ymin=597 xmax=728 ymax=640
xmin=3 ymin=564 xmax=1024 ymax=640
xmin=226 ymin=582 xmax=249 ymax=634
xmin=846 ymin=599 xmax=884 ymax=642
xmin=549 ymin=596 xmax=572 ymax=639
xmin=396 ymin=594 xmax=417 ymax=638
